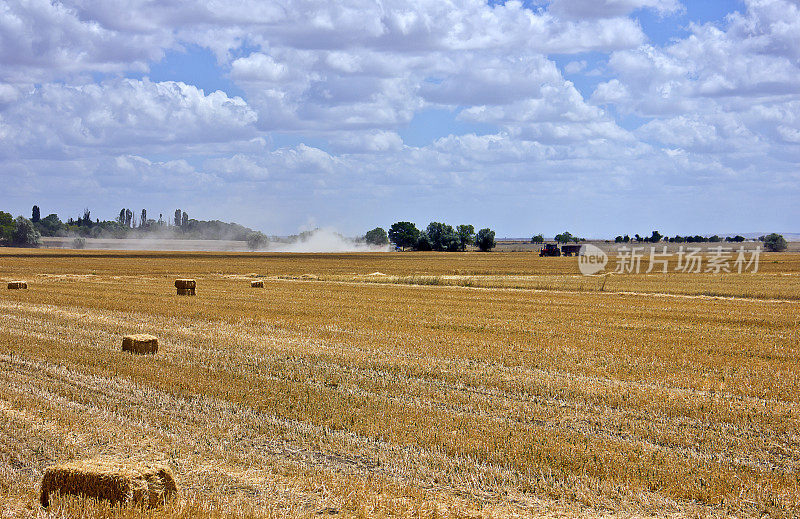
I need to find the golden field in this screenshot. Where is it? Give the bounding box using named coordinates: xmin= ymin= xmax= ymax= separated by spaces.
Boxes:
xmin=0 ymin=249 xmax=798 ymax=518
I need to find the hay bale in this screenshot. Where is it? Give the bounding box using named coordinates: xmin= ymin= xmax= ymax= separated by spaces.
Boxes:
xmin=121 ymin=334 xmax=158 ymax=355
xmin=40 ymin=457 xmax=178 ymax=508
xmin=174 ymin=279 xmax=196 ymax=289
xmin=176 ymin=288 xmax=196 ymax=296
xmin=7 ymin=281 xmax=27 ymax=289
xmin=250 ymin=280 xmax=264 ymax=288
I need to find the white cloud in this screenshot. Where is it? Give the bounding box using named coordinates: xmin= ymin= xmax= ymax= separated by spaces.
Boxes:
xmin=564 ymin=60 xmax=587 ymax=74
xmin=0 ymin=78 xmax=258 ymax=158
xmin=548 ymin=0 xmax=682 ymax=19
xmin=590 ymin=79 xmax=631 ymax=104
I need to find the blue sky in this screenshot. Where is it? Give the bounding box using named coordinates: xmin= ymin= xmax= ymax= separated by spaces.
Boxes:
xmin=0 ymin=0 xmax=798 ymax=238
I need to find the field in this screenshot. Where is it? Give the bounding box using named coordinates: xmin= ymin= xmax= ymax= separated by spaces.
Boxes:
xmin=0 ymin=249 xmax=799 ymax=518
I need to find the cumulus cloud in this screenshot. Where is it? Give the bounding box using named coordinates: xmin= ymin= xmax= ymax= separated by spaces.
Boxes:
xmin=0 ymin=78 xmax=257 ymax=158
xmin=0 ymin=0 xmax=798 ymax=235
xmin=548 ymin=0 xmax=682 ymax=19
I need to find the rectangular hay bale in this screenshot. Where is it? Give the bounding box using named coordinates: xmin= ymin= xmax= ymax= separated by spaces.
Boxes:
xmin=40 ymin=457 xmax=178 ymax=508
xmin=7 ymin=281 xmax=27 ymax=289
xmin=121 ymin=334 xmax=158 ymax=355
xmin=251 ymin=280 xmax=264 ymax=288
xmin=176 ymin=288 xmax=196 ymax=296
xmin=174 ymin=279 xmax=196 ymax=289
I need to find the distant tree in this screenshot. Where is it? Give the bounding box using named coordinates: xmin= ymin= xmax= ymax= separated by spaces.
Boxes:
xmin=475 ymin=228 xmax=496 ymax=252
xmin=246 ymin=231 xmax=269 ymax=251
xmin=37 ymin=214 xmax=66 ymax=237
xmin=650 ymin=230 xmax=662 ymax=243
xmin=531 ymin=234 xmax=544 ymax=244
xmin=118 ymin=209 xmax=126 ymax=225
xmin=614 ymin=236 xmax=623 ymax=243
xmin=158 ymin=213 xmax=164 ymax=226
xmin=11 ymin=217 xmax=41 ymax=247
xmin=174 ymin=209 xmax=182 ymax=227
xmin=456 ymin=224 xmax=475 ymax=251
xmin=733 ymin=235 xmax=745 ymax=242
xmin=81 ymin=208 xmax=91 ymax=226
xmin=124 ymin=209 xmax=133 ymax=228
xmin=623 ymin=235 xmax=630 ymax=243
xmin=181 ymin=211 xmax=188 ymax=228
xmin=634 ymin=234 xmax=642 ymax=242
xmin=763 ymin=233 xmax=787 ymax=252
xmin=415 ymin=233 xmax=433 ymax=251
xmin=140 ymin=209 xmax=147 ymax=228
xmin=554 ymin=231 xmax=573 ymax=244
xmin=709 ymin=235 xmax=722 ymax=243
xmin=364 ymin=227 xmax=389 ymax=246
xmin=31 ymin=205 xmax=40 ymax=223
xmin=388 ymin=222 xmax=420 ymax=250
xmin=0 ymin=211 xmax=14 ymax=245
xmin=425 ymin=222 xmax=460 ymax=251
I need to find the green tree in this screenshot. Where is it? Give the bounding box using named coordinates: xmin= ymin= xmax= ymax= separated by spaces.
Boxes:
xmin=182 ymin=211 xmax=188 ymax=227
xmin=475 ymin=228 xmax=496 ymax=252
xmin=415 ymin=233 xmax=433 ymax=251
xmin=531 ymin=234 xmax=544 ymax=244
xmin=388 ymin=222 xmax=420 ymax=250
xmin=554 ymin=231 xmax=573 ymax=244
xmin=31 ymin=205 xmax=40 ymax=223
xmin=37 ymin=214 xmax=66 ymax=236
xmin=650 ymin=230 xmax=662 ymax=243
xmin=425 ymin=222 xmax=460 ymax=251
xmin=614 ymin=236 xmax=623 ymax=243
xmin=11 ymin=217 xmax=41 ymax=247
xmin=0 ymin=211 xmax=14 ymax=245
xmin=246 ymin=231 xmax=269 ymax=251
xmin=456 ymin=224 xmax=475 ymax=251
xmin=364 ymin=227 xmax=389 ymax=246
xmin=174 ymin=209 xmax=182 ymax=227
xmin=763 ymin=233 xmax=787 ymax=252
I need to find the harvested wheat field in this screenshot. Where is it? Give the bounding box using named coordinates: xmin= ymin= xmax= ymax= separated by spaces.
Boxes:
xmin=0 ymin=249 xmax=798 ymax=518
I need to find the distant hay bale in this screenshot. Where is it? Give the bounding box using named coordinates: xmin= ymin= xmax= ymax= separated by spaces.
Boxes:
xmin=7 ymin=281 xmax=27 ymax=289
xmin=40 ymin=457 xmax=178 ymax=508
xmin=176 ymin=288 xmax=196 ymax=296
xmin=251 ymin=280 xmax=264 ymax=288
xmin=121 ymin=334 xmax=158 ymax=355
xmin=174 ymin=279 xmax=196 ymax=289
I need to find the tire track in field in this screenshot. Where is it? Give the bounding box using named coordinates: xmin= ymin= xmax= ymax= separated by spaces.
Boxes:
xmin=0 ymin=355 xmax=593 ymax=516
xmin=1 ymin=299 xmax=798 ymax=479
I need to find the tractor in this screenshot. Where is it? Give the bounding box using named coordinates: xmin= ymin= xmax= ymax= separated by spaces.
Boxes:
xmin=539 ymin=243 xmax=561 ymax=257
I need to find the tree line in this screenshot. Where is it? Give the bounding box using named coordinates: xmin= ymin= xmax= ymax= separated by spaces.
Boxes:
xmin=0 ymin=205 xmax=258 ymax=247
xmin=363 ymin=222 xmax=497 ymax=252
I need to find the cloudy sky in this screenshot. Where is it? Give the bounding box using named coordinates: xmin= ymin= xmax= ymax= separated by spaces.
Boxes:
xmin=1 ymin=0 xmax=798 ymax=237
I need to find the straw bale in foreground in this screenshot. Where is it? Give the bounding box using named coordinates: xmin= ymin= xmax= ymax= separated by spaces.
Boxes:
xmin=251 ymin=280 xmax=264 ymax=288
xmin=7 ymin=281 xmax=27 ymax=289
xmin=40 ymin=457 xmax=178 ymax=508
xmin=121 ymin=334 xmax=158 ymax=355
xmin=176 ymin=288 xmax=196 ymax=296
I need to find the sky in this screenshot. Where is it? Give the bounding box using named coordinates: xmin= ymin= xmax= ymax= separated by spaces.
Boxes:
xmin=0 ymin=0 xmax=798 ymax=238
